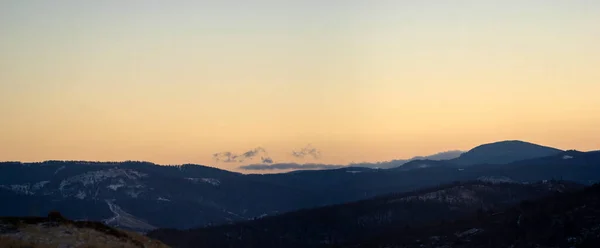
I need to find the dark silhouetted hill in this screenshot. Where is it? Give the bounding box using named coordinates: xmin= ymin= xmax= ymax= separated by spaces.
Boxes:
xmin=353 ymin=183 xmax=600 ymax=248
xmin=449 ymin=140 xmax=563 ymax=166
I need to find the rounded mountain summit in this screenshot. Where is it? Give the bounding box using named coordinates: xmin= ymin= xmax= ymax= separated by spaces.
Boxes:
xmin=449 ymin=140 xmax=564 ymax=166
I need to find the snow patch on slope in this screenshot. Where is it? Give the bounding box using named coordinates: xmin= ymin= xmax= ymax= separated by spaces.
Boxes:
xmin=75 ymin=191 xmax=87 ymax=199
xmin=186 ymin=177 xmax=221 ymax=186
xmin=103 ymin=200 xmax=156 ymax=231
xmin=107 ymin=184 xmax=125 ymax=191
xmin=54 ymin=166 xmax=66 ymax=175
xmin=59 ymin=168 xmax=147 ymax=190
xmin=32 ymin=181 xmax=50 ymax=190
xmin=456 ymin=228 xmax=484 ymax=237
xmin=0 ymin=184 xmax=34 ymax=195
xmin=0 ymin=181 xmax=51 ymax=195
xmin=412 ymin=189 xmax=477 ymax=203
xmin=390 ymin=186 xmax=485 ymax=205
xmin=201 ymin=178 xmax=220 ymax=186
xmin=125 ymin=189 xmax=143 ymax=198
xmin=477 ymin=176 xmax=515 ymax=184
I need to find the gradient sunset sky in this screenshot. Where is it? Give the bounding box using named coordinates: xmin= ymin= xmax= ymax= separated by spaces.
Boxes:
xmin=1 ymin=1 xmax=599 ymax=171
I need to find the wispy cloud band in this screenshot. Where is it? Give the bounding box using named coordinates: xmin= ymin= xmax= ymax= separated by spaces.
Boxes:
xmin=239 ymin=163 xmax=343 ymax=171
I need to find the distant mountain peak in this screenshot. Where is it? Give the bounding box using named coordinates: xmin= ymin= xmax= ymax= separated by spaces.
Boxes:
xmin=473 ymin=140 xmax=550 ymax=147
xmin=466 ymin=140 xmax=562 ymax=153
xmin=450 ymin=140 xmax=563 ymax=166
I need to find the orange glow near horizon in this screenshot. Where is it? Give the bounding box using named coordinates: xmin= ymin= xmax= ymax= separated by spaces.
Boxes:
xmin=1 ymin=1 xmax=600 ymax=172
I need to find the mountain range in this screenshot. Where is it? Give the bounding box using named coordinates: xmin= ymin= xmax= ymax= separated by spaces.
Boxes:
xmin=345 ymin=150 xmax=465 ymax=169
xmin=1 ymin=140 xmax=598 ymax=235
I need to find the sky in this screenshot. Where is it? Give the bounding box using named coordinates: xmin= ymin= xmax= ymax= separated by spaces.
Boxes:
xmin=1 ymin=1 xmax=600 ymax=172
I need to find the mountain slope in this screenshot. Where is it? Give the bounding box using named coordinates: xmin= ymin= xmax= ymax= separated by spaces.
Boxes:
xmin=353 ymin=183 xmax=600 ymax=248
xmin=0 ymin=161 xmax=327 ymax=230
xmin=148 ymin=180 xmax=582 ymax=248
xmin=449 ymin=140 xmax=563 ymax=166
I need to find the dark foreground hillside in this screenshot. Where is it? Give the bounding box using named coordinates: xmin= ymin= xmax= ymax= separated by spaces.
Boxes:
xmin=149 ymin=180 xmax=582 ymax=248
xmin=0 ymin=212 xmax=169 ymax=248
